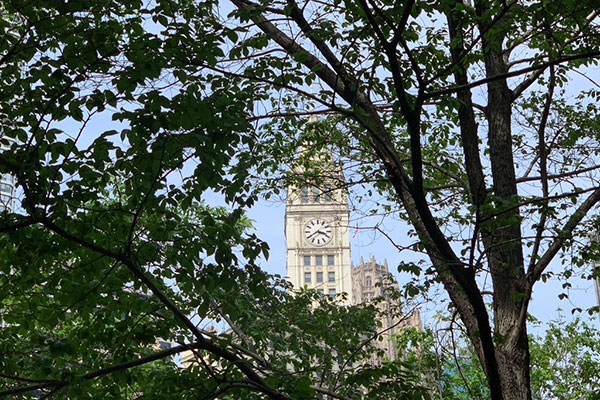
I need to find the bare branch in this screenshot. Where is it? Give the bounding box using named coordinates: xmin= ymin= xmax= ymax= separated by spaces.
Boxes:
xmin=516 ymin=164 xmax=600 ymax=184
xmin=528 ymin=66 xmax=556 ymax=273
xmin=426 ymin=51 xmax=600 ymax=100
xmin=511 ymin=68 xmax=545 ymax=100
xmin=530 ymin=186 xmax=600 ymax=284
xmin=510 ymin=186 xmax=600 ymax=345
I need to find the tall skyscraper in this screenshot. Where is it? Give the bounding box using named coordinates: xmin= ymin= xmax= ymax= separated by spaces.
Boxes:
xmin=285 ymin=181 xmax=353 ymax=304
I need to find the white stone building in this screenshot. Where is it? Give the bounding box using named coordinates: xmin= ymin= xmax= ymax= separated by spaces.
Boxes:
xmin=285 ymin=181 xmax=353 ymax=305
xmin=0 ymin=133 xmax=15 ymax=212
xmin=0 ymin=172 xmax=15 ymax=213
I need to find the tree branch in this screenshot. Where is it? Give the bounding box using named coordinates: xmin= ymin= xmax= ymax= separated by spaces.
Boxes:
xmin=0 ymin=216 xmax=38 ymax=233
xmin=530 ymin=187 xmax=600 ymax=284
xmin=528 ymin=66 xmax=556 ymax=273
xmin=511 ymin=186 xmax=600 ymax=345
xmin=425 ymin=51 xmax=600 ymax=100
xmin=0 ymin=343 xmax=197 ymax=397
xmin=511 ymin=68 xmax=545 ymax=100
xmin=516 ymin=164 xmax=600 ymax=184
xmin=12 ymin=177 xmax=289 ymax=400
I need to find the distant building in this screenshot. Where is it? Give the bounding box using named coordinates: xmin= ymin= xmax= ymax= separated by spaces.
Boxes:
xmin=285 ymin=150 xmax=353 ymax=305
xmin=284 ymin=133 xmax=422 ymax=360
xmin=0 ymin=173 xmax=15 ymax=212
xmin=0 ymin=135 xmax=15 ymax=213
xmin=180 ymin=327 xmax=219 ymax=367
xmin=596 ymin=268 xmax=600 ymax=307
xmin=352 ymin=256 xmax=422 ymax=362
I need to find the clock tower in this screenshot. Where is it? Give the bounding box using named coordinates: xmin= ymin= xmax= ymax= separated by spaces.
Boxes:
xmin=285 ymin=179 xmax=353 ymax=304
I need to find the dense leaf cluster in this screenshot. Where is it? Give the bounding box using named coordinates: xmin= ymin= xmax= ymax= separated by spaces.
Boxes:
xmin=2 ymin=0 xmax=600 ymax=399
xmin=0 ymin=1 xmax=429 ymax=398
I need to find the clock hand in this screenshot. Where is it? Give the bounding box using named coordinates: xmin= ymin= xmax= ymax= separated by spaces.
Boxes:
xmin=306 ymin=231 xmax=324 ymax=239
xmin=307 ymin=231 xmax=320 ymax=239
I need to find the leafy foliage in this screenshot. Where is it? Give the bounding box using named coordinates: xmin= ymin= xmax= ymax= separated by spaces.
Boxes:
xmin=2 ymin=0 xmax=600 ymax=399
xmin=395 ymin=318 xmax=600 ymax=400
xmin=0 ymin=1 xmax=432 ymax=398
xmin=530 ymin=318 xmax=600 ymax=400
xmin=216 ymin=0 xmax=600 ymax=398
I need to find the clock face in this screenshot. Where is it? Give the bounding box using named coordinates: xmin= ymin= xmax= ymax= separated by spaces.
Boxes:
xmin=304 ymin=219 xmax=333 ymax=246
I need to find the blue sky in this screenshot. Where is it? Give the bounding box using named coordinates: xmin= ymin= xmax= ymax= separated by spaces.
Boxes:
xmin=246 ymin=193 xmax=600 ymax=332
xmin=37 ymin=64 xmax=600 ymax=334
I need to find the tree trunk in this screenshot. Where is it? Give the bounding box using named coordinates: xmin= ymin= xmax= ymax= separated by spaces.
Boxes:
xmin=236 ymin=0 xmax=541 ymax=397
xmin=474 ymin=2 xmax=531 ymax=399
xmin=496 ymin=334 xmax=532 ymax=400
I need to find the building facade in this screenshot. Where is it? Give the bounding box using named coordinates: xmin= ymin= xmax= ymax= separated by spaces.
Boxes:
xmin=352 ymin=257 xmax=422 ymax=361
xmin=0 ymin=173 xmax=15 ymax=213
xmin=596 ymin=268 xmax=600 ymax=306
xmin=285 ymin=182 xmax=422 ymax=363
xmin=285 ymin=182 xmax=353 ymax=304
xmin=0 ymin=134 xmax=15 ymax=213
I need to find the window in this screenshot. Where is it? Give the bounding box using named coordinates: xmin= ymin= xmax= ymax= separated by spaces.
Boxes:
xmin=301 ymin=187 xmax=310 ymax=203
xmin=304 ymin=256 xmax=311 ymax=267
xmin=315 ymin=255 xmax=323 ymax=266
xmin=158 ymin=341 xmax=171 ymax=350
xmin=317 ymin=289 xmax=324 ymax=296
xmin=328 ymin=271 xmax=335 ymax=282
xmin=329 ymin=289 xmax=336 ymax=299
xmin=327 ymin=255 xmax=335 ymax=266
xmin=324 ymin=187 xmax=333 ymax=202
xmin=304 ymin=272 xmax=312 ymax=284
xmin=313 ymin=187 xmax=321 ymax=202
xmin=316 ymin=272 xmax=323 ymax=283
xmin=366 ymin=277 xmax=372 ymax=287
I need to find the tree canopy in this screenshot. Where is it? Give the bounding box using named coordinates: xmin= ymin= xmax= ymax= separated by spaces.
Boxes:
xmin=0 ymin=1 xmax=425 ymax=398
xmin=1 ymin=0 xmax=600 ymax=399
